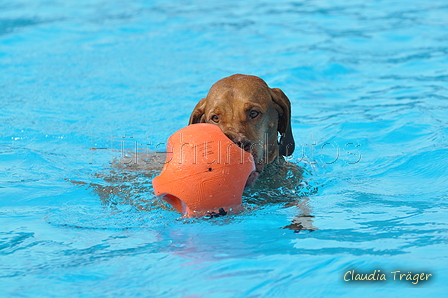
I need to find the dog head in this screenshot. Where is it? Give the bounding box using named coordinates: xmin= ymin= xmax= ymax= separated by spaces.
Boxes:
xmin=189 ymin=74 xmax=295 ymax=173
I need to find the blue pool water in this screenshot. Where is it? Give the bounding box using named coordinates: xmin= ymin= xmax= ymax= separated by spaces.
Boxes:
xmin=1 ymin=0 xmax=448 ymax=297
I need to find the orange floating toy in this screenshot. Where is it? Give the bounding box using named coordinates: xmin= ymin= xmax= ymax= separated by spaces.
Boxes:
xmin=152 ymin=123 xmax=255 ymax=217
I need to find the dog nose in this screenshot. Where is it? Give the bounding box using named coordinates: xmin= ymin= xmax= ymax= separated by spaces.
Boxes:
xmin=225 ymin=133 xmax=253 ymax=152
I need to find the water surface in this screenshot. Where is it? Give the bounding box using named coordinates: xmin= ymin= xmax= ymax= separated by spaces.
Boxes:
xmin=1 ymin=0 xmax=447 ymax=297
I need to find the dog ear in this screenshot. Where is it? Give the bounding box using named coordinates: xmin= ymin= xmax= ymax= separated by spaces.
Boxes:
xmin=270 ymin=88 xmax=295 ymax=156
xmin=188 ymin=97 xmax=207 ymax=124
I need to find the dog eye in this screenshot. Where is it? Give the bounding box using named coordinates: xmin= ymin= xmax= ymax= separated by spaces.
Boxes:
xmin=211 ymin=115 xmax=220 ymax=123
xmin=249 ymin=110 xmax=260 ymax=119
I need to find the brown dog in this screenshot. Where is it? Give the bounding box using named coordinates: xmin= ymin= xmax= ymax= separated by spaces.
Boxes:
xmin=78 ymin=74 xmax=315 ymax=231
xmin=189 ymin=74 xmax=295 ymax=187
